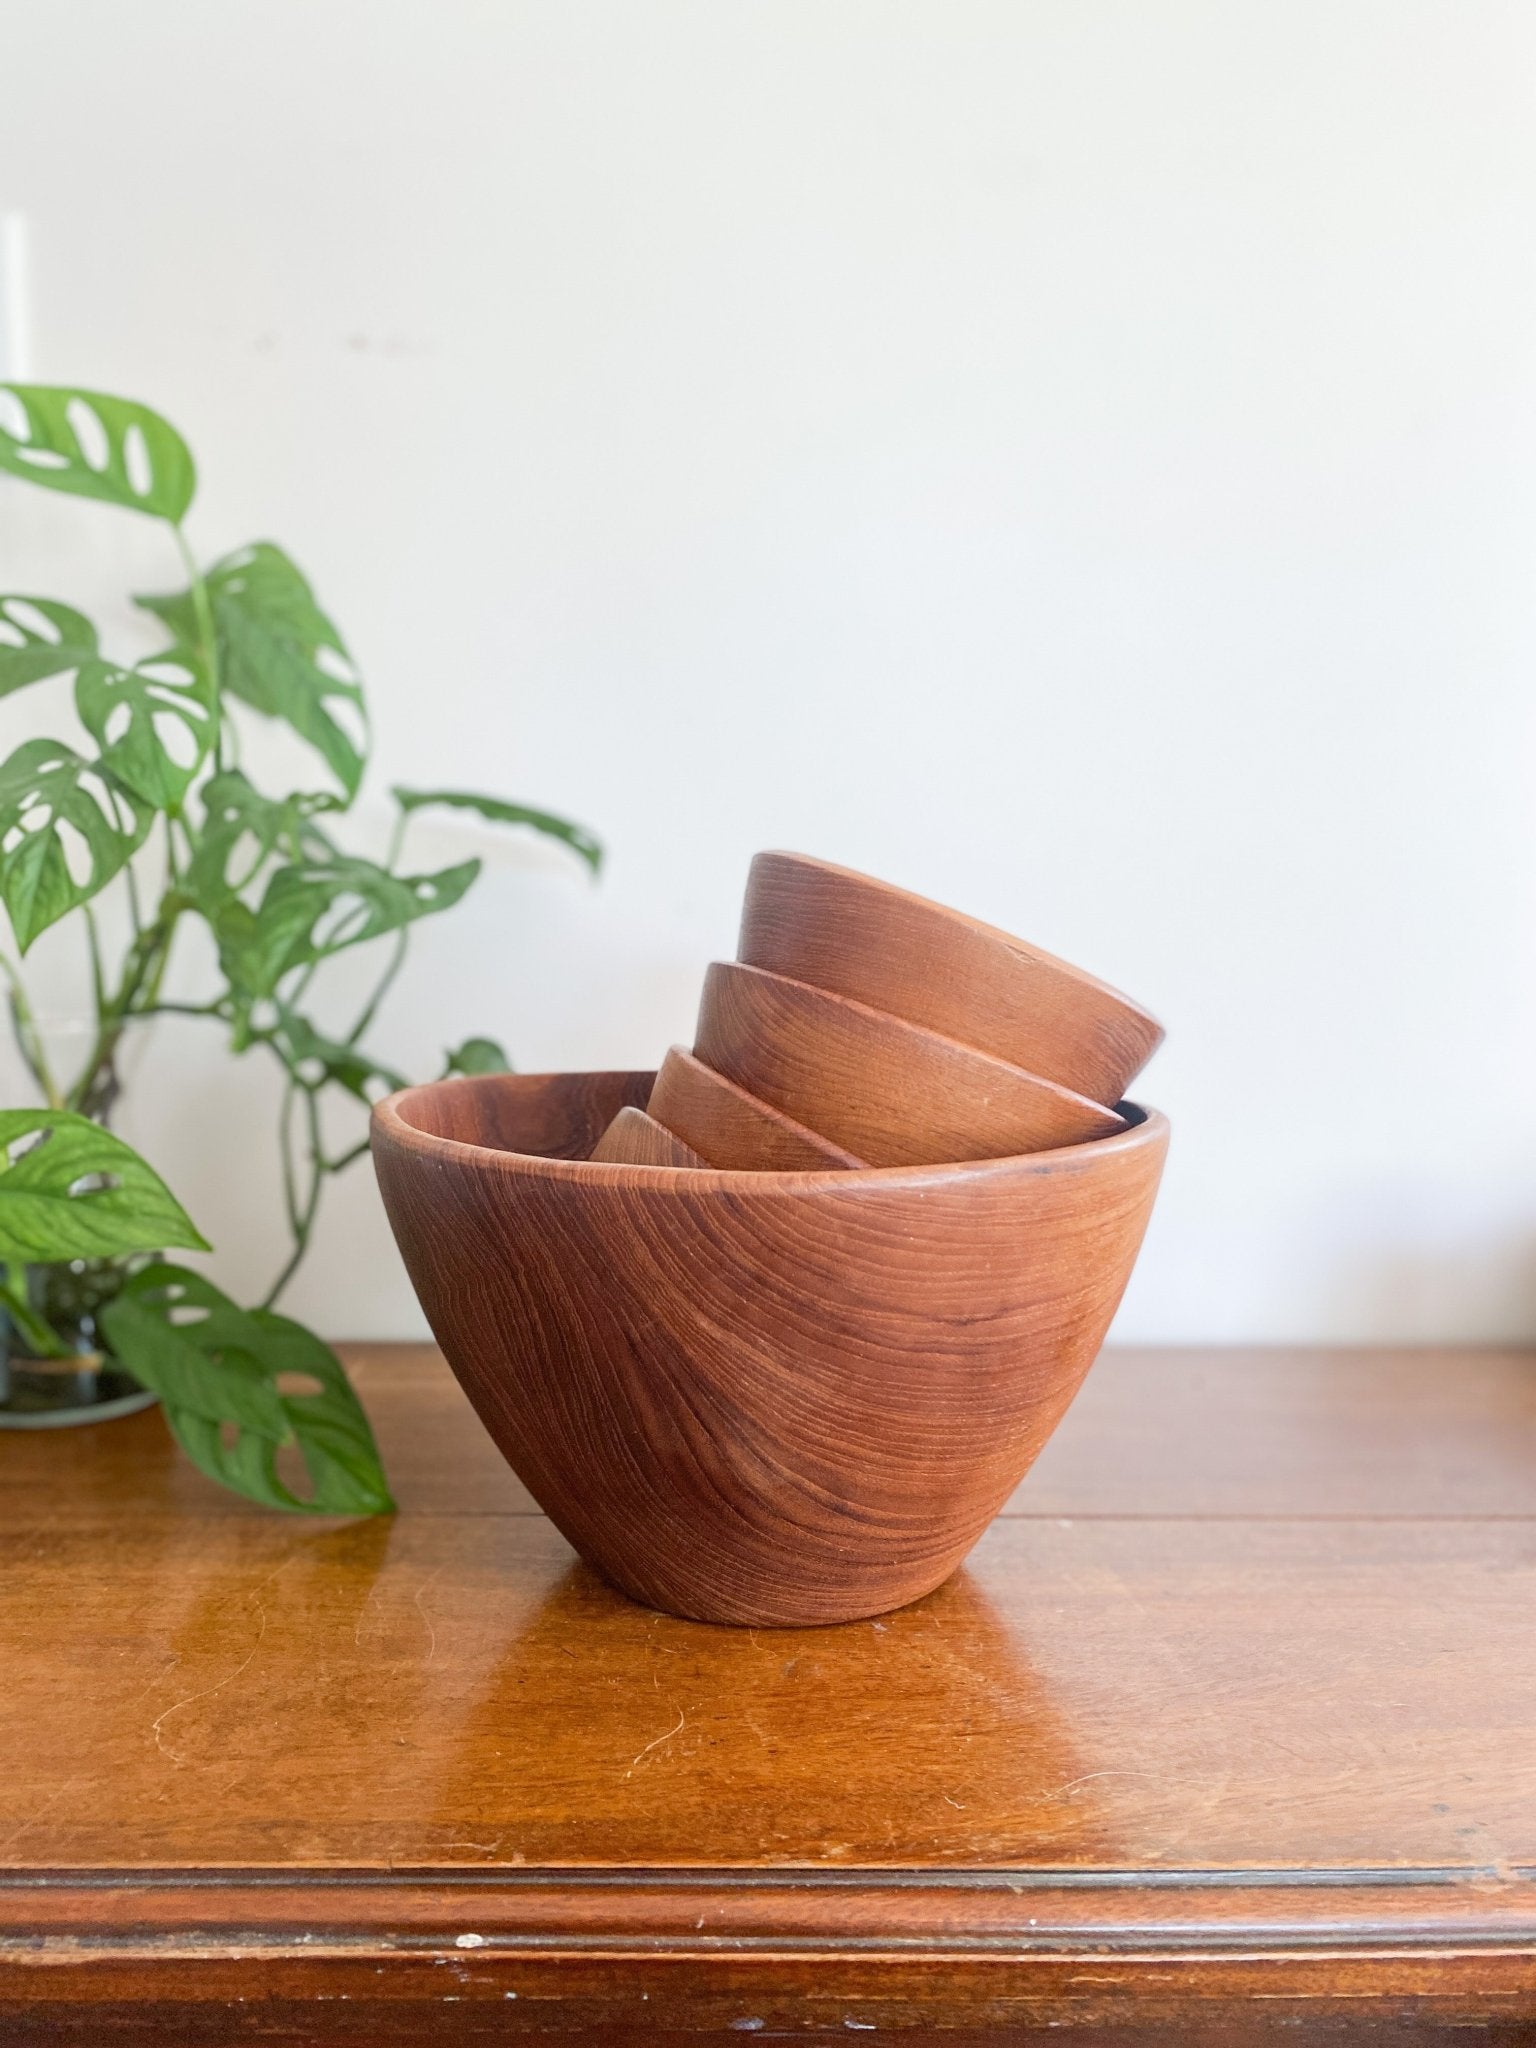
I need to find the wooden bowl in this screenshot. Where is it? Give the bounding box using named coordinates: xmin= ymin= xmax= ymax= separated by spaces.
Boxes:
xmin=372 ymin=1071 xmax=1168 ymax=1626
xmin=694 ymin=961 xmax=1125 ymax=1168
xmin=648 ymin=1045 xmax=865 ymax=1171
xmin=590 ymin=1106 xmax=707 ymax=1168
xmin=739 ymin=850 xmax=1164 ymax=1104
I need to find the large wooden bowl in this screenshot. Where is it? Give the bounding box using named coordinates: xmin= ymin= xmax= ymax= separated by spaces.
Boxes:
xmin=372 ymin=1071 xmax=1168 ymax=1627
xmin=695 ymin=961 xmax=1125 ymax=1166
xmin=739 ymin=850 xmax=1164 ymax=1104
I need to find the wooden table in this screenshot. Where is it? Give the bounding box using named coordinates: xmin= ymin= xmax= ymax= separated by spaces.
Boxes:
xmin=3 ymin=1344 xmax=1535 ymax=2043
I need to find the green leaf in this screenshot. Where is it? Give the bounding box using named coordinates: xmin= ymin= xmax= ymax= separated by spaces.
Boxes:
xmin=102 ymin=1288 xmax=288 ymax=1438
xmin=392 ymin=786 xmax=602 ymax=874
xmin=184 ymin=770 xmax=338 ymax=908
xmin=275 ymin=1011 xmax=407 ymax=1103
xmin=0 ymin=1111 xmax=208 ymax=1265
xmin=0 ymin=597 xmax=99 ymax=699
xmin=75 ymin=646 xmax=214 ymax=810
xmin=0 ymin=385 xmax=195 ymax=522
xmin=443 ymin=1036 xmax=512 ymax=1078
xmin=102 ymin=1264 xmax=394 ymax=1516
xmin=139 ymin=544 xmax=366 ymax=798
xmin=0 ymin=738 xmax=150 ymax=951
xmin=215 ymin=852 xmax=479 ymax=999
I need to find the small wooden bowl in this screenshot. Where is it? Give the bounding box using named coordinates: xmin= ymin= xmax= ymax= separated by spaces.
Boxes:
xmin=648 ymin=1045 xmax=865 ymax=1171
xmin=694 ymin=961 xmax=1125 ymax=1168
xmin=372 ymin=1071 xmax=1168 ymax=1627
xmin=590 ymin=1106 xmax=708 ymax=1169
xmin=739 ymin=850 xmax=1163 ymax=1104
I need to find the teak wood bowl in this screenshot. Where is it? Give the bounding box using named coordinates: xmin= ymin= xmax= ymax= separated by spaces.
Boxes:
xmin=693 ymin=961 xmax=1126 ymax=1168
xmin=647 ymin=1045 xmax=866 ymax=1171
xmin=589 ymin=1105 xmax=707 ymax=1168
xmin=739 ymin=850 xmax=1164 ymax=1105
xmin=371 ymin=1070 xmax=1168 ymax=1627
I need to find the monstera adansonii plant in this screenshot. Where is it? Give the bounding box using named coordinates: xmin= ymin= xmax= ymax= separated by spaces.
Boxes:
xmin=0 ymin=382 xmax=599 ymax=1512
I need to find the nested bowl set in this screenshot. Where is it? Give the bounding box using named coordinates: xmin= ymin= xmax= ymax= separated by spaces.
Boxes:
xmin=372 ymin=853 xmax=1167 ymax=1627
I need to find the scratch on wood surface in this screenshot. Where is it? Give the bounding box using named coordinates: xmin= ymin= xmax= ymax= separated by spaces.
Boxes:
xmin=147 ymin=1557 xmax=292 ymax=1767
xmin=151 ymin=1605 xmax=269 ymax=1767
xmin=1050 ymin=1769 xmax=1150 ymax=1798
xmin=0 ymin=1776 xmax=83 ymax=1859
xmin=121 ymin=1652 xmax=183 ymax=1710
xmin=413 ymin=1567 xmax=445 ymax=1669
xmin=353 ymin=1587 xmax=385 ymax=1649
xmin=626 ymin=1705 xmax=686 ymax=1777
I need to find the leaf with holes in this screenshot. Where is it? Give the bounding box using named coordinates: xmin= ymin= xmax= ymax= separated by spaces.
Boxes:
xmin=0 ymin=738 xmax=150 ymax=951
xmin=0 ymin=1111 xmax=207 ymax=1265
xmin=275 ymin=1011 xmax=408 ymax=1103
xmin=184 ymin=770 xmax=339 ymax=909
xmin=102 ymin=1264 xmax=394 ymax=1515
xmin=443 ymin=1036 xmax=512 ymax=1078
xmin=214 ymin=852 xmax=480 ymax=999
xmin=392 ymin=786 xmax=602 ymax=875
xmin=0 ymin=596 xmax=99 ymax=700
xmin=75 ymin=647 xmax=214 ymax=811
xmin=139 ymin=543 xmax=366 ymax=798
xmin=0 ymin=385 xmax=196 ymax=522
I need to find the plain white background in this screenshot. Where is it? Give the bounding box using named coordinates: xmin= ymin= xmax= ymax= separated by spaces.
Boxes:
xmin=3 ymin=1 xmax=1534 ymax=1343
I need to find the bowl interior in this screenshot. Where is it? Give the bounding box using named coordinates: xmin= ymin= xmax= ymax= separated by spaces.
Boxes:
xmin=391 ymin=1070 xmax=655 ymax=1158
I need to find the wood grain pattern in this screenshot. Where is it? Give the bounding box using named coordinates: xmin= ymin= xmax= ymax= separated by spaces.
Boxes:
xmin=371 ymin=1070 xmax=1164 ymax=1624
xmin=739 ymin=849 xmax=1165 ymax=1104
xmin=646 ymin=1043 xmax=866 ymax=1169
xmin=589 ymin=1105 xmax=706 ymax=1168
xmin=694 ymin=961 xmax=1127 ymax=1166
xmin=2 ymin=1343 xmax=1535 ymax=2039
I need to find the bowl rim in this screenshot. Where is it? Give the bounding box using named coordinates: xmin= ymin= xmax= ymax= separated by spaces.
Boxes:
xmin=371 ymin=1070 xmax=1169 ymax=1196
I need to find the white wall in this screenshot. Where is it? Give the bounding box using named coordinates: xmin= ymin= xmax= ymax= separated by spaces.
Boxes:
xmin=3 ymin=0 xmax=1535 ymax=1343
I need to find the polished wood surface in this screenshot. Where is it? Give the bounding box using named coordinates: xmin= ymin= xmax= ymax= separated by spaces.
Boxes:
xmin=372 ymin=1072 xmax=1165 ymax=1624
xmin=648 ymin=1043 xmax=866 ymax=1170
xmin=739 ymin=849 xmax=1165 ymax=1104
xmin=694 ymin=960 xmax=1126 ymax=1165
xmin=2 ymin=1343 xmax=1534 ymax=2042
xmin=589 ymin=1105 xmax=706 ymax=1167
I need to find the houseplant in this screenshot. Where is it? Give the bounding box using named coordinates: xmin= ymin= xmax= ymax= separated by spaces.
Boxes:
xmin=0 ymin=382 xmax=599 ymax=1510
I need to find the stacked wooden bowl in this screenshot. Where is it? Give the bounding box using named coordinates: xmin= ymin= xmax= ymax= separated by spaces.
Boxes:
xmin=592 ymin=852 xmax=1161 ymax=1171
xmin=372 ymin=853 xmax=1168 ymax=1628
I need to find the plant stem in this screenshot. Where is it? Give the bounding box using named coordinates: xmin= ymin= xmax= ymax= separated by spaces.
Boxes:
xmin=345 ymin=929 xmax=407 ymax=1046
xmin=123 ymin=855 xmax=146 ymax=944
xmin=250 ymin=915 xmax=411 ymax=1302
xmin=262 ymin=1086 xmax=325 ymax=1310
xmin=161 ymin=812 xmax=182 ymax=888
xmin=0 ymin=1275 xmax=71 ymax=1359
xmin=385 ymin=805 xmax=409 ymax=871
xmin=174 ymin=524 xmax=226 ymax=775
xmin=1 ymin=955 xmax=63 ymax=1110
xmin=277 ymin=1079 xmax=302 ymax=1238
xmin=282 ymin=896 xmax=374 ymax=1016
xmin=150 ymin=1001 xmax=225 ymax=1022
xmin=64 ymin=898 xmax=185 ymax=1119
xmin=83 ymin=906 xmax=106 ymax=1016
